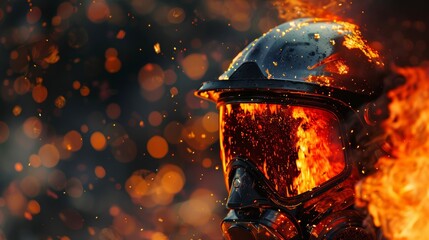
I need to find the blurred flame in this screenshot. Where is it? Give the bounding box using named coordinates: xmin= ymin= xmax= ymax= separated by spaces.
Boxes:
xmin=274 ymin=0 xmax=348 ymax=21
xmin=357 ymin=64 xmax=429 ymax=240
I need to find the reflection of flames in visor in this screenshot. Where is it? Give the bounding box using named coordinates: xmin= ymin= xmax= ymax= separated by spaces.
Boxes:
xmin=220 ymin=103 xmax=345 ymax=197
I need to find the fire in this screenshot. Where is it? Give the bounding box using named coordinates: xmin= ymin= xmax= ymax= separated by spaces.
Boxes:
xmin=220 ymin=103 xmax=345 ymax=197
xmin=274 ymin=0 xmax=349 ymax=21
xmin=292 ymin=107 xmax=344 ymax=195
xmin=357 ymin=64 xmax=429 ymax=240
xmin=338 ymin=21 xmax=384 ymax=66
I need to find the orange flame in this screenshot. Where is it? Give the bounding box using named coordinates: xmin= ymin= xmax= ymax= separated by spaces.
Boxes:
xmin=292 ymin=107 xmax=344 ymax=195
xmin=357 ymin=64 xmax=429 ymax=240
xmin=274 ymin=0 xmax=349 ymax=21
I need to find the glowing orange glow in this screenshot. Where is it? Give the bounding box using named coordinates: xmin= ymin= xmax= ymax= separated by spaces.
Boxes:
xmin=14 ymin=162 xmax=23 ymax=172
xmin=202 ymin=158 xmax=212 ymax=168
xmin=116 ymin=30 xmax=126 ymax=39
xmin=80 ymin=85 xmax=90 ymax=96
xmin=163 ymin=121 xmax=183 ymax=144
xmin=13 ymin=105 xmax=22 ymax=116
xmin=26 ymin=6 xmax=41 ymax=24
xmin=125 ymin=173 xmax=150 ymax=198
xmin=14 ymin=76 xmax=31 ymax=95
xmin=357 ymin=65 xmax=429 ymax=240
xmin=32 ymin=85 xmax=48 ymax=103
xmin=148 ymin=111 xmax=162 ymax=126
xmin=39 ymin=144 xmax=60 ymax=168
xmin=95 ymin=166 xmax=106 ymax=179
xmin=87 ymin=1 xmax=110 ymax=23
xmin=179 ymin=189 xmax=216 ymax=227
xmin=147 ymin=136 xmax=168 ymax=159
xmin=167 ymin=7 xmax=185 ymax=24
xmin=0 ymin=121 xmax=9 ymax=143
xmin=52 ymin=16 xmax=62 ymax=26
xmin=57 ymin=1 xmax=74 ymax=20
xmin=90 ymin=131 xmax=107 ymax=151
xmin=29 ymin=154 xmax=42 ymax=168
xmin=80 ymin=124 xmax=89 ymax=133
xmin=23 ymin=117 xmax=42 ymax=139
xmin=151 ymin=232 xmax=168 ymax=240
xmin=5 ymin=183 xmax=27 ymax=216
xmin=153 ymin=43 xmax=161 ymax=54
xmin=62 ymin=130 xmax=83 ymax=152
xmin=159 ymin=164 xmax=185 ymax=194
xmin=105 ymin=48 xmax=118 ymax=58
xmin=109 ymin=205 xmax=121 ymax=216
xmin=181 ymin=54 xmax=208 ymax=80
xmin=10 ymin=50 xmax=19 ymax=60
xmin=220 ymin=103 xmax=345 ymax=197
xmin=202 ymin=112 xmax=219 ymax=133
xmin=106 ymin=103 xmax=121 ymax=120
xmin=338 ymin=21 xmax=383 ymax=66
xmin=72 ymin=80 xmax=81 ymax=90
xmin=169 ymin=86 xmax=178 ymax=96
xmin=113 ymin=213 xmax=137 ymax=236
xmin=27 ymin=200 xmax=41 ymax=215
xmin=306 ymin=75 xmax=335 ymax=87
xmin=66 ymin=178 xmax=83 ymax=198
xmin=105 ymin=57 xmax=122 ymax=73
xmin=20 ymin=176 xmax=41 ymax=197
xmin=138 ymin=63 xmax=164 ymax=91
xmin=54 ymin=95 xmax=66 ymax=109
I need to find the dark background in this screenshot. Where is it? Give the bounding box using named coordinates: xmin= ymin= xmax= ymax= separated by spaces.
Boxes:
xmin=0 ymin=0 xmax=428 ymax=239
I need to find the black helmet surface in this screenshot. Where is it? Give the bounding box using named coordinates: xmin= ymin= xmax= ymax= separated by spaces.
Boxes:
xmin=196 ymin=18 xmax=385 ymax=108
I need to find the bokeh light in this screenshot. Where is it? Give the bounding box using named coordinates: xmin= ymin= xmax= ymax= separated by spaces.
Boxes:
xmin=0 ymin=0 xmax=425 ymax=239
xmin=23 ymin=117 xmax=42 ymax=139
xmin=0 ymin=122 xmax=9 ymax=143
xmin=138 ymin=63 xmax=164 ymax=91
xmin=87 ymin=1 xmax=110 ymax=23
xmin=181 ymin=54 xmax=209 ymax=80
xmin=147 ymin=136 xmax=168 ymax=159
xmin=90 ymin=131 xmax=107 ymax=151
xmin=39 ymin=144 xmax=60 ymax=168
xmin=62 ymin=130 xmax=83 ymax=152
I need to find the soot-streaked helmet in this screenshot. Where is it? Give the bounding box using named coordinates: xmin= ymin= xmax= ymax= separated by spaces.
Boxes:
xmin=196 ymin=18 xmax=385 ymax=108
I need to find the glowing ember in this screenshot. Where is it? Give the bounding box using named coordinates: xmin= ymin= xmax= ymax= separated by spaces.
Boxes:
xmin=154 ymin=43 xmax=161 ymax=54
xmin=357 ymin=65 xmax=429 ymax=240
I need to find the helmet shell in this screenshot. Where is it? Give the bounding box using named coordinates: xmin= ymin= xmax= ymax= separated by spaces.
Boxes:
xmin=196 ymin=18 xmax=385 ymax=107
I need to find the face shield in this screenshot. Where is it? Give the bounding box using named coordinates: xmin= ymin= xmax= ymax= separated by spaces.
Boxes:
xmin=219 ymin=102 xmax=346 ymax=199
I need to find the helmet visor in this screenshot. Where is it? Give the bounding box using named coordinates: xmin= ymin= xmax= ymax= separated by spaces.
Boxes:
xmin=219 ymin=103 xmax=345 ymax=198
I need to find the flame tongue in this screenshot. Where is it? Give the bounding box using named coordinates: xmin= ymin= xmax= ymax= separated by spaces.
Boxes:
xmin=292 ymin=107 xmax=344 ymax=195
xmin=357 ymin=65 xmax=429 ymax=240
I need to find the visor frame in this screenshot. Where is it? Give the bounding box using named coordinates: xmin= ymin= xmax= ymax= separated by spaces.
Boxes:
xmin=218 ymin=91 xmax=358 ymax=207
